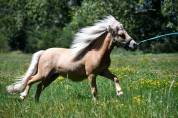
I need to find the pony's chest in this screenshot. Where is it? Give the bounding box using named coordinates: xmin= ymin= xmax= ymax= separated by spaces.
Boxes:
xmin=96 ymin=56 xmax=111 ymax=71
xmin=85 ymin=54 xmax=111 ymax=74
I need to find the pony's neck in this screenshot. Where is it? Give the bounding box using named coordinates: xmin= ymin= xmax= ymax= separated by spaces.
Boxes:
xmin=97 ymin=32 xmax=114 ymax=57
xmin=72 ymin=32 xmax=113 ymax=61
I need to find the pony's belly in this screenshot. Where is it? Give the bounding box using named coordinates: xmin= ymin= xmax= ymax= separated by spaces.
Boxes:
xmin=59 ymin=71 xmax=87 ymax=81
xmin=57 ymin=64 xmax=87 ymax=81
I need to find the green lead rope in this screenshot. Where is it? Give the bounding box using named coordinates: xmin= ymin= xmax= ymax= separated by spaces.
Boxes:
xmin=138 ymin=32 xmax=178 ymax=45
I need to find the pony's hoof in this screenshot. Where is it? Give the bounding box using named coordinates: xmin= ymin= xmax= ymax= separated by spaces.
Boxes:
xmin=92 ymin=97 xmax=97 ymax=101
xmin=116 ymin=91 xmax=123 ymax=96
xmin=20 ymin=95 xmax=25 ymax=100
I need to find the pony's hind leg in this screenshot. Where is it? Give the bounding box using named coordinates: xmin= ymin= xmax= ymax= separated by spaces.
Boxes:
xmin=20 ymin=73 xmax=43 ymax=100
xmin=35 ymin=74 xmax=59 ymax=102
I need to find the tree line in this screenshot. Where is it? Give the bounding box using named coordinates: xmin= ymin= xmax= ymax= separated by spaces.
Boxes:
xmin=0 ymin=0 xmax=178 ymax=53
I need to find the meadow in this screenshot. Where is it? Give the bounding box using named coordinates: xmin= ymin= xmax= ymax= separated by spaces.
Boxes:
xmin=0 ymin=50 xmax=178 ymax=118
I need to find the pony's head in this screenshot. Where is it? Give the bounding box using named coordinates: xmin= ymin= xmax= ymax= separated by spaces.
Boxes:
xmin=107 ymin=19 xmax=138 ymax=51
xmin=70 ymin=15 xmax=138 ymax=53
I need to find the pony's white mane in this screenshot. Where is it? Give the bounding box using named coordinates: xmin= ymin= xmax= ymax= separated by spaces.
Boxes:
xmin=70 ymin=15 xmax=122 ymax=54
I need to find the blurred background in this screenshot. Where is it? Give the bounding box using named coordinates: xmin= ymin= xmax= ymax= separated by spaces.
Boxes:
xmin=0 ymin=0 xmax=178 ymax=53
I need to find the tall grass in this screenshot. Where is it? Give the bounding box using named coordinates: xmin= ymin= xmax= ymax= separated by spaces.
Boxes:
xmin=0 ymin=51 xmax=178 ymax=118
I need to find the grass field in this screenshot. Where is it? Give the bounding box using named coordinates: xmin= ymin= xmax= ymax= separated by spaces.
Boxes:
xmin=0 ymin=51 xmax=178 ymax=118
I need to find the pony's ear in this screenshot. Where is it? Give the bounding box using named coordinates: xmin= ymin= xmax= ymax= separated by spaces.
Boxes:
xmin=107 ymin=25 xmax=113 ymax=33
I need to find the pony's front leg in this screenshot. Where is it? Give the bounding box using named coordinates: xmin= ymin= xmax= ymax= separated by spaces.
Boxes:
xmin=88 ymin=74 xmax=97 ymax=100
xmin=100 ymin=69 xmax=123 ymax=96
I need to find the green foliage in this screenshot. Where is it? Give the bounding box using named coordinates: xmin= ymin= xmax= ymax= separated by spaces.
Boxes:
xmin=24 ymin=0 xmax=70 ymax=27
xmin=0 ymin=0 xmax=177 ymax=52
xmin=70 ymin=0 xmax=111 ymax=28
xmin=0 ymin=34 xmax=9 ymax=52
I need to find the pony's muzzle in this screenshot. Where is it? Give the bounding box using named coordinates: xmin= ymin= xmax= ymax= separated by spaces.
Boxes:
xmin=133 ymin=43 xmax=138 ymax=50
xmin=123 ymin=39 xmax=137 ymax=50
xmin=128 ymin=39 xmax=138 ymax=51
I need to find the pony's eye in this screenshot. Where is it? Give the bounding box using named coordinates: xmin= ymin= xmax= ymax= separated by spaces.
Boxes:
xmin=120 ymin=34 xmax=125 ymax=39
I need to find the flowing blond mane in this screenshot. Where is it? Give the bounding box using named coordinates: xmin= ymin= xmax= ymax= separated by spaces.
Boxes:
xmin=70 ymin=15 xmax=123 ymax=54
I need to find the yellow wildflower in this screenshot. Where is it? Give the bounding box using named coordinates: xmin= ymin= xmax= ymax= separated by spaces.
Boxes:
xmin=133 ymin=95 xmax=142 ymax=105
xmin=57 ymin=76 xmax=64 ymax=81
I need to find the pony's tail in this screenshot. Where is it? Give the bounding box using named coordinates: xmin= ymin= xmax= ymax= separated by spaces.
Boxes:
xmin=6 ymin=50 xmax=44 ymax=93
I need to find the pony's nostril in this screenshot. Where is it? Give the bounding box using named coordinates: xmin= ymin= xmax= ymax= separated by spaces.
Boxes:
xmin=133 ymin=43 xmax=138 ymax=49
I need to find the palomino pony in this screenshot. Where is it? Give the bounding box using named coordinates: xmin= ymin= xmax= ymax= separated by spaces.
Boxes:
xmin=7 ymin=15 xmax=137 ymax=101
